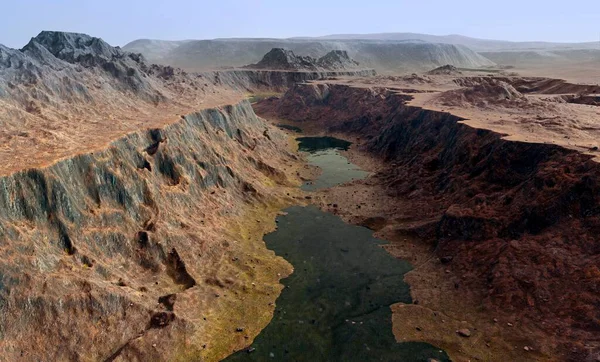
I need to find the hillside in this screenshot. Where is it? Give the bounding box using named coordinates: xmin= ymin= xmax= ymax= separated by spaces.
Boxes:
xmin=0 ymin=30 xmax=310 ymax=361
xmin=0 ymin=31 xmax=245 ymax=174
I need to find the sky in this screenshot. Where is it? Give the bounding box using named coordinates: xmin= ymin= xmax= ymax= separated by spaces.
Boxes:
xmin=0 ymin=0 xmax=598 ymax=48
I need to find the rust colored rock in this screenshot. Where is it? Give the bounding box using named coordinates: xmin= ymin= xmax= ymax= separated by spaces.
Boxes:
xmin=149 ymin=312 xmax=175 ymax=329
xmin=456 ymin=329 xmax=472 ymax=338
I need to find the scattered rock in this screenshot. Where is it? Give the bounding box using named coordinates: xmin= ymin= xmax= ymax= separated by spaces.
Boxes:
xmin=440 ymin=256 xmax=454 ymax=264
xmin=456 ymin=329 xmax=471 ymax=337
xmin=149 ymin=311 xmax=175 ymax=329
xmin=158 ymin=294 xmax=177 ymax=311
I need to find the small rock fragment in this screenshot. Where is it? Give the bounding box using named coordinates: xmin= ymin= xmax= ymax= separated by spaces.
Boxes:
xmin=456 ymin=329 xmax=471 ymax=337
xmin=440 ymin=256 xmax=453 ymax=264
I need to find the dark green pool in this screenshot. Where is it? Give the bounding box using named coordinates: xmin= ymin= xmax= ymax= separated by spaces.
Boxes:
xmin=297 ymin=137 xmax=370 ymax=191
xmin=223 ymin=137 xmax=449 ymax=362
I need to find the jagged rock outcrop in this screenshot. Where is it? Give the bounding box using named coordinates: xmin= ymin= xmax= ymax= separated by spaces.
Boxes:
xmin=316 ymin=49 xmax=359 ymax=70
xmin=244 ymin=48 xmax=361 ymax=71
xmin=440 ymin=77 xmax=525 ymax=108
xmin=245 ymin=48 xmax=318 ymax=70
xmin=426 ymin=64 xmax=462 ymax=75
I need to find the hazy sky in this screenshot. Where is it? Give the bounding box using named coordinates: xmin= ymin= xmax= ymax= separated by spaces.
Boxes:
xmin=1 ymin=0 xmax=598 ymax=48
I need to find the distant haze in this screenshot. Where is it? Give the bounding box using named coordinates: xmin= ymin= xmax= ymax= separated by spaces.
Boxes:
xmin=0 ymin=0 xmax=599 ymax=48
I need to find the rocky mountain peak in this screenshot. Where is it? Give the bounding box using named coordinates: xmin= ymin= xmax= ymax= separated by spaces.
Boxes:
xmin=245 ymin=48 xmax=361 ymax=71
xmin=251 ymin=48 xmax=317 ymax=70
xmin=21 ymin=31 xmax=145 ymax=66
xmin=316 ymin=50 xmax=359 ymax=70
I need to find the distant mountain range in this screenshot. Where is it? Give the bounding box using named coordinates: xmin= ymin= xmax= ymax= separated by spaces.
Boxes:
xmin=123 ymin=38 xmax=495 ymax=73
xmin=122 ymin=32 xmax=600 ymax=73
xmin=293 ymin=32 xmax=599 ymax=52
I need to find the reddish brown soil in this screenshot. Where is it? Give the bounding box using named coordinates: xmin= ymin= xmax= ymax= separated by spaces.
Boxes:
xmin=255 ymin=81 xmax=600 ymax=361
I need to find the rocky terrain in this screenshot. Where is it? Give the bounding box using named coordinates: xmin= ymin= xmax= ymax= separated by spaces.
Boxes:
xmin=244 ymin=48 xmax=360 ymax=71
xmin=0 ymin=31 xmax=319 ymax=361
xmin=123 ymin=38 xmax=495 ymax=73
xmin=254 ymin=75 xmax=600 ymax=361
xmin=2 ymin=27 xmax=600 ymax=362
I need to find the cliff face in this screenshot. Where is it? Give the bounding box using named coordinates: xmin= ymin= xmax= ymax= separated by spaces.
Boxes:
xmin=0 ymin=100 xmax=299 ymax=361
xmin=258 ymin=83 xmax=600 ymax=360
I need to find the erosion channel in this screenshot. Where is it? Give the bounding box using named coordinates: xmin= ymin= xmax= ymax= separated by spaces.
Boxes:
xmin=225 ymin=136 xmax=449 ymax=361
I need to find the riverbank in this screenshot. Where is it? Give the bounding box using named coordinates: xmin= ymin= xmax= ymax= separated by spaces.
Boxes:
xmin=252 ymin=80 xmax=600 ymax=361
xmin=225 ymin=136 xmax=449 ymax=361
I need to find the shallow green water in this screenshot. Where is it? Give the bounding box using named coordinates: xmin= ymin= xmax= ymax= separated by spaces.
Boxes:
xmin=223 ymin=137 xmax=449 ymax=362
xmin=297 ymin=137 xmax=370 ymax=191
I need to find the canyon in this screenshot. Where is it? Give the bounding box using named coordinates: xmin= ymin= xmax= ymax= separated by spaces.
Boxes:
xmin=0 ymin=29 xmax=599 ymax=362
